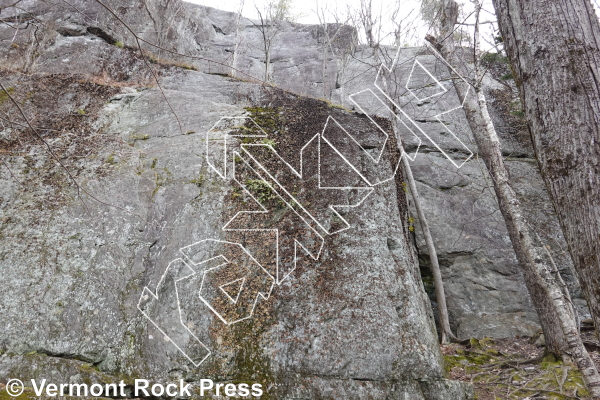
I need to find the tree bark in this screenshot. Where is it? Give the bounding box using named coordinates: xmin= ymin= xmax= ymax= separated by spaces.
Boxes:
xmin=491 ymin=0 xmax=600 ymax=336
xmin=434 ymin=2 xmax=600 ymax=395
xmin=433 ymin=0 xmax=566 ymax=356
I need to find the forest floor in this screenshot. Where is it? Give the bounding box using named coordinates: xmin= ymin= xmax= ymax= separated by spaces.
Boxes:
xmin=443 ymin=330 xmax=600 ymax=400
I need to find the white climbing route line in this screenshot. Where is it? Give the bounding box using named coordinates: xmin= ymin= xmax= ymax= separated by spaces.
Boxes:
xmin=138 ymin=44 xmax=475 ymax=366
xmin=219 ymin=277 xmax=246 ymax=304
xmin=372 ymin=45 xmax=474 ymax=168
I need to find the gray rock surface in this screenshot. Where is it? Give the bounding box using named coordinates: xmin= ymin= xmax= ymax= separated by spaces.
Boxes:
xmin=0 ymin=1 xmax=475 ymax=398
xmin=336 ymin=47 xmax=588 ymax=339
xmin=0 ymin=0 xmax=586 ymax=396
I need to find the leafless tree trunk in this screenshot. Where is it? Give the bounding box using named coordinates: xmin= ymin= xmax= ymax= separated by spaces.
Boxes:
xmin=230 ymin=0 xmax=245 ymax=78
xmin=312 ymin=4 xmax=358 ymax=103
xmin=314 ymin=6 xmax=337 ymax=99
xmin=358 ymin=0 xmax=377 ymax=48
xmin=491 ymin=0 xmax=600 ymax=338
xmin=432 ymin=1 xmax=600 ymax=395
xmin=390 ymin=1 xmax=402 ymax=46
xmin=254 ymin=7 xmax=276 ymax=83
xmin=350 ymin=0 xmax=457 ymax=343
xmin=401 ymin=153 xmax=457 ymax=343
xmin=253 ymin=0 xmax=297 ymax=83
xmin=378 ymin=62 xmax=458 ymax=344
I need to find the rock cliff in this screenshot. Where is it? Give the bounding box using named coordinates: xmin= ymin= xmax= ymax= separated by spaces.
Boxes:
xmin=0 ymin=0 xmax=583 ymax=398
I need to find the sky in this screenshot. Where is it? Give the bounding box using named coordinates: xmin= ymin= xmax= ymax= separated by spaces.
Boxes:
xmin=184 ymin=0 xmax=428 ymax=46
xmin=183 ymin=0 xmax=501 ymax=49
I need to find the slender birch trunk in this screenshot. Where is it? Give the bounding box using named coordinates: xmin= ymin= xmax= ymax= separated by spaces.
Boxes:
xmin=230 ymin=0 xmax=244 ymax=78
xmin=401 ymin=154 xmax=457 ymax=344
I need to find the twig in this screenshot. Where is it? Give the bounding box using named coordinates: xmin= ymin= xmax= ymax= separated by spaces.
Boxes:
xmin=0 ymin=156 xmax=24 ymax=187
xmin=488 ymin=354 xmax=545 ymax=367
xmin=0 ymin=82 xmax=149 ymax=224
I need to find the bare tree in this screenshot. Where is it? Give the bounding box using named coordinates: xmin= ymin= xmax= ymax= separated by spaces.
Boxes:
xmin=253 ymin=0 xmax=296 ymax=82
xmin=358 ymin=0 xmax=380 ymax=48
xmin=230 ymin=0 xmax=246 ymax=78
xmin=348 ymin=1 xmax=458 ymax=343
xmin=401 ymin=143 xmax=458 ymax=343
xmin=429 ymin=0 xmax=600 ymax=395
xmin=491 ymin=0 xmax=600 ymax=339
xmin=313 ymin=2 xmax=358 ymax=99
xmin=389 ymin=0 xmax=416 ymax=46
xmin=350 ymin=0 xmax=420 ymax=49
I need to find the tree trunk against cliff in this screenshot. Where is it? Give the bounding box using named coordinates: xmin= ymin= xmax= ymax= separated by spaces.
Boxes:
xmin=355 ymin=2 xmax=458 ymax=344
xmin=433 ymin=1 xmax=600 ymax=395
xmin=254 ymin=7 xmax=274 ymax=82
xmin=491 ymin=0 xmax=600 ymax=339
xmin=378 ymin=65 xmax=458 ymax=344
xmin=358 ymin=0 xmax=377 ymax=48
xmin=315 ymin=8 xmax=342 ymax=99
xmin=348 ymin=0 xmax=457 ymax=344
xmin=401 ymin=152 xmax=457 ymax=344
xmin=433 ymin=0 xmax=567 ymax=356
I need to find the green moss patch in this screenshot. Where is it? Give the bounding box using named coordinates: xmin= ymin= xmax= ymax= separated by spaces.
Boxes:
xmin=0 ymin=86 xmax=15 ymax=104
xmin=443 ymin=337 xmax=591 ymax=399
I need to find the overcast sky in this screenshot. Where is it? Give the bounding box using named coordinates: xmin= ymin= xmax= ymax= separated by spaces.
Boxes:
xmin=183 ymin=0 xmax=500 ymax=48
xmin=184 ymin=0 xmax=428 ymax=45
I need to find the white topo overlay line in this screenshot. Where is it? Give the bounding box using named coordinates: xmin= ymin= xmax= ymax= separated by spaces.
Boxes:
xmin=139 ymin=44 xmax=476 ymax=365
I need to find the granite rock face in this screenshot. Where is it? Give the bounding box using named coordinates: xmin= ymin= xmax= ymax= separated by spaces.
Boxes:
xmin=0 ymin=0 xmax=584 ymax=397
xmin=335 ymin=48 xmax=588 ymax=339
xmin=0 ymin=1 xmax=476 ymax=398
